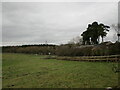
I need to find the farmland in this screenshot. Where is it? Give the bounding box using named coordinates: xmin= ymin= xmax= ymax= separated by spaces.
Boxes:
xmin=2 ymin=53 xmax=119 ymax=88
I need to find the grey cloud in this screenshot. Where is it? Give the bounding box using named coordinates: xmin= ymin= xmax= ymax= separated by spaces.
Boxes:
xmin=2 ymin=2 xmax=118 ymax=46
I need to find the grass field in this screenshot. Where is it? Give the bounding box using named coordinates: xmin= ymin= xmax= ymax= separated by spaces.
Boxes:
xmin=2 ymin=53 xmax=119 ymax=88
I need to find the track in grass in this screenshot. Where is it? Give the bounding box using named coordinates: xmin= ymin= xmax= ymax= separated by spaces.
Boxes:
xmin=2 ymin=53 xmax=119 ymax=88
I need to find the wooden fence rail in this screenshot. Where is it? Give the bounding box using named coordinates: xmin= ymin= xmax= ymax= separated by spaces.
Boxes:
xmin=56 ymin=55 xmax=120 ymax=62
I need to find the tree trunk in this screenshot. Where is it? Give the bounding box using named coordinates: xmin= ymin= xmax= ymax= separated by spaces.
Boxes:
xmin=98 ymin=36 xmax=100 ymax=44
xmin=102 ymin=37 xmax=104 ymax=43
xmin=117 ymin=34 xmax=120 ymax=42
xmin=118 ymin=36 xmax=119 ymax=42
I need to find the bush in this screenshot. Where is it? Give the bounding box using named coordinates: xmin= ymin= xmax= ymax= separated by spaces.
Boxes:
xmin=56 ymin=42 xmax=120 ymax=56
xmin=2 ymin=42 xmax=120 ymax=56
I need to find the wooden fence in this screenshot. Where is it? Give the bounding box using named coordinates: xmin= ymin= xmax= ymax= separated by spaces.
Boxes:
xmin=56 ymin=55 xmax=120 ymax=62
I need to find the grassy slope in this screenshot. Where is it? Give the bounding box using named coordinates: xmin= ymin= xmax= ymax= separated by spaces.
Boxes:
xmin=2 ymin=53 xmax=119 ymax=88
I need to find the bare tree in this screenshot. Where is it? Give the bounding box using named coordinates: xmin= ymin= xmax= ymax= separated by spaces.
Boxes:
xmin=68 ymin=36 xmax=83 ymax=45
xmin=111 ymin=24 xmax=120 ymax=42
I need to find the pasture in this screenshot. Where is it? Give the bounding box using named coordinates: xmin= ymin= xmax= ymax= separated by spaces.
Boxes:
xmin=2 ymin=53 xmax=119 ymax=88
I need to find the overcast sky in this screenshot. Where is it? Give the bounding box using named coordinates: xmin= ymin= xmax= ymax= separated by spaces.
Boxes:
xmin=2 ymin=2 xmax=118 ymax=46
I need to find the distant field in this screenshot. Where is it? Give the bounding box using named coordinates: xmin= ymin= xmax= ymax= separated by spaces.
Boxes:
xmin=2 ymin=53 xmax=119 ymax=88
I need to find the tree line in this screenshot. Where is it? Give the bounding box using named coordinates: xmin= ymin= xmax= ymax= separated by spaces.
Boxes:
xmin=2 ymin=21 xmax=120 ymax=56
xmin=2 ymin=42 xmax=120 ymax=56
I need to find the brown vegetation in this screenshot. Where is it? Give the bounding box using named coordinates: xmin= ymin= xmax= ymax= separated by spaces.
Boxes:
xmin=2 ymin=42 xmax=120 ymax=56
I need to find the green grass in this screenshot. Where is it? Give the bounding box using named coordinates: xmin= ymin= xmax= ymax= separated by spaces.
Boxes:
xmin=2 ymin=53 xmax=119 ymax=88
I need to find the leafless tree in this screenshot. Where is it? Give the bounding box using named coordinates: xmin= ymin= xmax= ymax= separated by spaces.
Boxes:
xmin=68 ymin=36 xmax=83 ymax=45
xmin=111 ymin=24 xmax=120 ymax=42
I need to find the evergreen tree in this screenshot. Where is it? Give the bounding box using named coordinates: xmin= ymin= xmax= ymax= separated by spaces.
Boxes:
xmin=81 ymin=21 xmax=110 ymax=45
